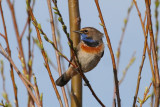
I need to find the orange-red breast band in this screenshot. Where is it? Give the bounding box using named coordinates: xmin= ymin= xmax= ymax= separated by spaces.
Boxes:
xmin=80 ymin=42 xmax=104 ymax=54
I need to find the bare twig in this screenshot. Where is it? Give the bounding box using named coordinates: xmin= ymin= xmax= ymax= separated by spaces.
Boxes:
xmin=0 ymin=33 xmax=5 ymax=39
xmin=26 ymin=0 xmax=33 ymax=106
xmin=7 ymin=0 xmax=28 ymax=75
xmin=145 ymin=0 xmax=160 ymax=106
xmin=47 ymin=0 xmax=69 ymax=106
xmin=94 ymin=0 xmax=121 ymax=106
xmin=133 ymin=32 xmax=148 ymax=106
xmin=20 ymin=18 xmax=29 ymax=40
xmin=0 ymin=1 xmax=18 ymax=106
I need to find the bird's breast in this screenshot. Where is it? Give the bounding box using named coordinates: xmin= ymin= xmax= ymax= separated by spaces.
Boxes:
xmin=77 ymin=42 xmax=104 ymax=72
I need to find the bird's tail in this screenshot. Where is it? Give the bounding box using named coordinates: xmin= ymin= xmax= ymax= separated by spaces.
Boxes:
xmin=56 ymin=72 xmax=71 ymax=87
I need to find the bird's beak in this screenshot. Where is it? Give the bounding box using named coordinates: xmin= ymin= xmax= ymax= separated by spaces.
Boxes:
xmin=73 ymin=30 xmax=82 ymax=34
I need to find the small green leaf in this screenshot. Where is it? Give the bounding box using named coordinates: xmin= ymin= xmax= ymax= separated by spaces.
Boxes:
xmin=28 ymin=58 xmax=32 ymax=67
xmin=2 ymin=92 xmax=7 ymax=100
xmin=155 ymin=1 xmax=160 ymax=8
xmin=145 ymin=87 xmax=148 ymax=93
xmin=137 ymin=97 xmax=143 ymax=104
xmin=124 ymin=18 xmax=127 ymax=24
xmin=99 ymin=23 xmax=104 ymax=26
xmin=37 ymin=23 xmax=41 ymax=29
xmin=40 ymin=93 xmax=43 ymax=102
xmin=54 ymin=11 xmax=58 ymax=14
xmin=53 ymin=7 xmax=58 ymax=11
xmin=44 ymin=35 xmax=49 ymax=41
xmin=58 ymin=17 xmax=62 ymax=22
xmin=144 ymin=94 xmax=151 ymax=102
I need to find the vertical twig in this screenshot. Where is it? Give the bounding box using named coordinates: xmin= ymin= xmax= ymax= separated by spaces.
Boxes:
xmin=94 ymin=0 xmax=121 ymax=107
xmin=47 ymin=0 xmax=69 ymax=107
xmin=145 ymin=1 xmax=160 ymax=106
xmin=6 ymin=0 xmax=28 ymax=75
xmin=0 ymin=1 xmax=18 ymax=107
xmin=133 ymin=28 xmax=148 ymax=107
xmin=26 ymin=0 xmax=36 ymax=106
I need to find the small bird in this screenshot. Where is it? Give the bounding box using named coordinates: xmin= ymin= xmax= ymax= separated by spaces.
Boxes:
xmin=56 ymin=27 xmax=104 ymax=87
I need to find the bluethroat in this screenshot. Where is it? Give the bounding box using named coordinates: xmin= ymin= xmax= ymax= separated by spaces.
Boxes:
xmin=56 ymin=27 xmax=104 ymax=86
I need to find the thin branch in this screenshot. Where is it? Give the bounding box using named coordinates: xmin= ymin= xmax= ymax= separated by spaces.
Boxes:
xmin=54 ymin=14 xmax=71 ymax=101
xmin=0 ymin=33 xmax=5 ymax=39
xmin=133 ymin=30 xmax=148 ymax=107
xmin=33 ymin=74 xmax=42 ymax=107
xmin=7 ymin=0 xmax=28 ymax=75
xmin=20 ymin=18 xmax=29 ymax=40
xmin=145 ymin=1 xmax=160 ymax=106
xmin=0 ymin=1 xmax=18 ymax=106
xmin=143 ymin=12 xmax=147 ymax=25
xmin=94 ymin=0 xmax=121 ymax=107
xmin=47 ymin=0 xmax=69 ymax=107
xmin=26 ymin=0 xmax=36 ymax=106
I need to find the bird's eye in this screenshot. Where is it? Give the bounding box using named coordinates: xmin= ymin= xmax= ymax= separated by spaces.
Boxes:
xmin=83 ymin=30 xmax=88 ymax=33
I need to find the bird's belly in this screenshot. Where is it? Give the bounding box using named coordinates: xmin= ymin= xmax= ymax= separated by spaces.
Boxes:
xmin=78 ymin=51 xmax=101 ymax=72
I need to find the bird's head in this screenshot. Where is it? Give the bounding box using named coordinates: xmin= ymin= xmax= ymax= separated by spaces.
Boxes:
xmin=74 ymin=27 xmax=103 ymax=43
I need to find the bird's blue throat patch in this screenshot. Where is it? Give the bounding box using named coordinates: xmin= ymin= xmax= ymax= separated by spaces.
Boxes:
xmin=81 ymin=34 xmax=99 ymax=47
